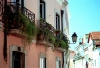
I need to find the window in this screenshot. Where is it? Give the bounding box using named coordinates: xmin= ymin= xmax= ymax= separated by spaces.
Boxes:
xmin=56 ymin=13 xmax=60 ymax=30
xmin=12 ymin=51 xmax=25 ymax=68
xmin=56 ymin=13 xmax=60 ymax=38
xmin=40 ymin=0 xmax=46 ymax=20
xmin=40 ymin=57 xmax=46 ymax=68
xmin=11 ymin=0 xmax=24 ymax=7
xmin=56 ymin=60 xmax=61 ymax=68
xmin=12 ymin=0 xmax=16 ymax=2
xmin=11 ymin=0 xmax=20 ymax=3
xmin=56 ymin=57 xmax=61 ymax=68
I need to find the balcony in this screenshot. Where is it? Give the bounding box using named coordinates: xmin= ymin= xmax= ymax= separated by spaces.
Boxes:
xmin=1 ymin=2 xmax=69 ymax=51
xmin=5 ymin=2 xmax=35 ymax=38
xmin=0 ymin=2 xmax=35 ymax=45
xmin=37 ymin=19 xmax=69 ymax=51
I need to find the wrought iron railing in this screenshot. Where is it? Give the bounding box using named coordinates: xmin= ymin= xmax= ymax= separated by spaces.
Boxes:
xmin=39 ymin=20 xmax=55 ymax=35
xmin=0 ymin=0 xmax=4 ymax=22
xmin=7 ymin=2 xmax=35 ymax=23
xmin=38 ymin=19 xmax=68 ymax=47
xmin=0 ymin=1 xmax=35 ymax=28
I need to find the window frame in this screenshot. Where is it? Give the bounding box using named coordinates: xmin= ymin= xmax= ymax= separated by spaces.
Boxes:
xmin=56 ymin=57 xmax=61 ymax=68
xmin=12 ymin=51 xmax=25 ymax=68
xmin=40 ymin=57 xmax=46 ymax=68
xmin=10 ymin=45 xmax=26 ymax=68
xmin=56 ymin=13 xmax=60 ymax=30
xmin=39 ymin=0 xmax=46 ymax=20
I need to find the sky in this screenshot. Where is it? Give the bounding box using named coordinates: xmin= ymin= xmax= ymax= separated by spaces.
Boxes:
xmin=68 ymin=0 xmax=100 ymax=51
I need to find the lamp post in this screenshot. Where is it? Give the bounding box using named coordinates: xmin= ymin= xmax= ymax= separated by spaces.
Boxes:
xmin=68 ymin=32 xmax=77 ymax=68
xmin=68 ymin=32 xmax=78 ymax=44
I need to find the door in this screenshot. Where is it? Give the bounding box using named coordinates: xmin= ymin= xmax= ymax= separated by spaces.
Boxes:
xmin=12 ymin=51 xmax=25 ymax=68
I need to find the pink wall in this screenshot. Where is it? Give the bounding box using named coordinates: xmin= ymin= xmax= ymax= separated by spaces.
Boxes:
xmin=0 ymin=0 xmax=63 ymax=68
xmin=0 ymin=29 xmax=63 ymax=68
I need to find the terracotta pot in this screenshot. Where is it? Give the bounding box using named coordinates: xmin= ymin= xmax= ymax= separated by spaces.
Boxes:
xmin=54 ymin=30 xmax=60 ymax=34
xmin=37 ymin=34 xmax=44 ymax=40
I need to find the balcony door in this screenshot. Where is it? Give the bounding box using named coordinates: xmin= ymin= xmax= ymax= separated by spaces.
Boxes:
xmin=12 ymin=51 xmax=25 ymax=68
xmin=11 ymin=0 xmax=24 ymax=8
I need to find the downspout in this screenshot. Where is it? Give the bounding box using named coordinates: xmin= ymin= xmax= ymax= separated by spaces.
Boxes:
xmin=61 ymin=10 xmax=64 ymax=68
xmin=61 ymin=10 xmax=64 ymax=32
xmin=3 ymin=0 xmax=7 ymax=61
xmin=62 ymin=52 xmax=64 ymax=68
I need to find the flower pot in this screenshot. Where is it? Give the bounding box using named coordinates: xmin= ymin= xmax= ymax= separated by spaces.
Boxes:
xmin=54 ymin=30 xmax=61 ymax=34
xmin=37 ymin=34 xmax=44 ymax=40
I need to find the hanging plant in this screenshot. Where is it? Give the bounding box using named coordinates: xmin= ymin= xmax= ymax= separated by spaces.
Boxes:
xmin=54 ymin=32 xmax=69 ymax=52
xmin=59 ymin=40 xmax=66 ymax=48
xmin=19 ymin=13 xmax=36 ymax=45
xmin=49 ymin=36 xmax=55 ymax=44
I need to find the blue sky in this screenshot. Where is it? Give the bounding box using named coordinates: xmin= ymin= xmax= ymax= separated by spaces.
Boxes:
xmin=68 ymin=0 xmax=100 ymax=50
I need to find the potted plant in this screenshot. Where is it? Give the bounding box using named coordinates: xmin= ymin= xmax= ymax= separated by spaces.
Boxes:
xmin=54 ymin=29 xmax=61 ymax=34
xmin=48 ymin=24 xmax=52 ymax=30
xmin=49 ymin=36 xmax=55 ymax=44
xmin=59 ymin=40 xmax=66 ymax=49
xmin=36 ymin=28 xmax=45 ymax=41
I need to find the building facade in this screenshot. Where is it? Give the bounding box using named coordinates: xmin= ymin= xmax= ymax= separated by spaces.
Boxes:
xmin=73 ymin=34 xmax=89 ymax=68
xmin=74 ymin=32 xmax=100 ymax=68
xmin=0 ymin=0 xmax=69 ymax=68
xmin=88 ymin=32 xmax=100 ymax=68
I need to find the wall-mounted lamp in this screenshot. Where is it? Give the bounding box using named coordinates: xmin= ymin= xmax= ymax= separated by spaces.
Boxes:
xmin=69 ymin=32 xmax=78 ymax=44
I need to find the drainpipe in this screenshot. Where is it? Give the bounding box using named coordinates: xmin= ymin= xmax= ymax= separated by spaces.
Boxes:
xmin=61 ymin=10 xmax=64 ymax=68
xmin=62 ymin=52 xmax=64 ymax=68
xmin=61 ymin=10 xmax=64 ymax=32
xmin=3 ymin=0 xmax=7 ymax=61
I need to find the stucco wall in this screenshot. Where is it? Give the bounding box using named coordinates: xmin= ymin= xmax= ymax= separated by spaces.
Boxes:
xmin=0 ymin=0 xmax=69 ymax=68
xmin=26 ymin=0 xmax=62 ymax=28
xmin=0 ymin=29 xmax=62 ymax=68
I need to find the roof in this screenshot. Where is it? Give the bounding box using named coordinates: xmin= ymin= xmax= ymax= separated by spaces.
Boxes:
xmin=91 ymin=32 xmax=100 ymax=39
xmin=88 ymin=32 xmax=100 ymax=44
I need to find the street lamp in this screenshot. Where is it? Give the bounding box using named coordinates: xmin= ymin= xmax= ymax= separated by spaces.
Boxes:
xmin=67 ymin=32 xmax=77 ymax=68
xmin=69 ymin=32 xmax=78 ymax=44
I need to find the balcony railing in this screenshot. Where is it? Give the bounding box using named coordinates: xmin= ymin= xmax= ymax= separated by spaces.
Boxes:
xmin=7 ymin=2 xmax=35 ymax=23
xmin=0 ymin=2 xmax=35 ymax=30
xmin=0 ymin=2 xmax=36 ymax=40
xmin=0 ymin=1 xmax=35 ymax=23
xmin=37 ymin=19 xmax=69 ymax=51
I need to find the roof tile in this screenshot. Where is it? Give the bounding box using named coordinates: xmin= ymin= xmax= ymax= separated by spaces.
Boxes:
xmin=91 ymin=32 xmax=100 ymax=39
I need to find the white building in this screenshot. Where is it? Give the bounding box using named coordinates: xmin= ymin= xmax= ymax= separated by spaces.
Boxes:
xmin=88 ymin=32 xmax=100 ymax=68
xmin=73 ymin=34 xmax=89 ymax=68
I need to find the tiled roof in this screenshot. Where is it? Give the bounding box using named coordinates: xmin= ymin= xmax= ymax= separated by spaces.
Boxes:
xmin=91 ymin=32 xmax=100 ymax=39
xmin=88 ymin=31 xmax=100 ymax=44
